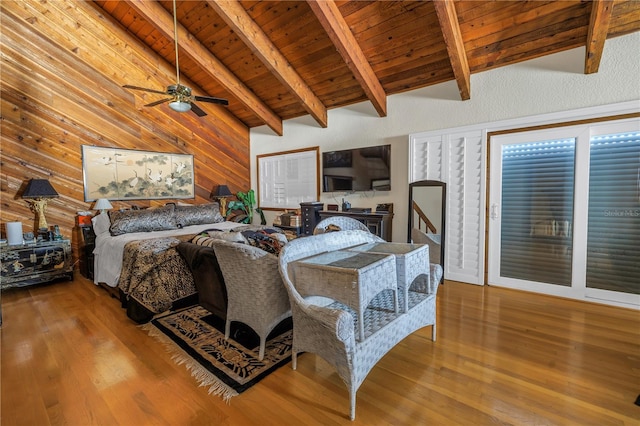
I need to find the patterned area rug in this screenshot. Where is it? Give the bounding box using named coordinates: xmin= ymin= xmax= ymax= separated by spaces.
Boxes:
xmin=143 ymin=305 xmax=292 ymax=401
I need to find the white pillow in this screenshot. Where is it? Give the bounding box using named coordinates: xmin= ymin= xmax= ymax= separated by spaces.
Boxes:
xmin=206 ymin=230 xmax=248 ymax=244
xmin=91 ymin=212 xmax=111 ymax=236
xmin=270 ymin=232 xmax=288 ymax=246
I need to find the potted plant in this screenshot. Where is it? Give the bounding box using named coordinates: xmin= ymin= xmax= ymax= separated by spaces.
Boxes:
xmin=226 ymin=189 xmax=265 ymax=224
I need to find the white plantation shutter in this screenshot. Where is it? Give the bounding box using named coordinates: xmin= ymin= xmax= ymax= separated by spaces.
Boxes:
xmin=258 ymin=148 xmax=318 ymax=209
xmin=444 ymin=131 xmax=484 ymax=284
xmin=409 ymin=129 xmax=485 ymax=285
xmin=410 ymin=135 xmax=444 ymax=181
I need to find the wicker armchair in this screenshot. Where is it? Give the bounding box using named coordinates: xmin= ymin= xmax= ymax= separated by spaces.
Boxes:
xmin=278 ymin=230 xmax=438 ymax=420
xmin=210 ymin=239 xmax=291 ymax=360
xmin=313 ymin=216 xmax=370 ymax=235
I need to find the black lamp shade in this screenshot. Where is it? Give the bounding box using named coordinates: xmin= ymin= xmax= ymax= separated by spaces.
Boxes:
xmin=22 ymin=179 xmax=59 ymax=198
xmin=213 ymin=184 xmax=232 ymax=197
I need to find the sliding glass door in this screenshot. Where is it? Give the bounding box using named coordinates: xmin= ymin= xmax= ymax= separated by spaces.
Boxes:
xmin=586 ymin=128 xmax=640 ymax=302
xmin=488 ymin=118 xmax=639 ymax=308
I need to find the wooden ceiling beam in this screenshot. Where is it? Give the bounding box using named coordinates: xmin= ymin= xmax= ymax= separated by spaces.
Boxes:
xmin=207 ymin=0 xmax=328 ymax=128
xmin=433 ymin=0 xmax=471 ymax=101
xmin=307 ymin=0 xmax=387 ymax=117
xmin=585 ymin=0 xmax=613 ymax=74
xmin=124 ymin=0 xmax=283 ymax=136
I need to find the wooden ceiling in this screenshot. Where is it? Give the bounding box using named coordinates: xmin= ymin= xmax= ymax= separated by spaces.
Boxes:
xmin=95 ymin=0 xmax=640 ymax=136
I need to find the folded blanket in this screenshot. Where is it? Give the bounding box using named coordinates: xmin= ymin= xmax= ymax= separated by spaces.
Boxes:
xmin=176 ymin=242 xmax=228 ymax=319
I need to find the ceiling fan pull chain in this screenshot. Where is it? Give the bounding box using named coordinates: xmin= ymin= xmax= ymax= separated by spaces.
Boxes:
xmin=173 ymin=0 xmax=180 ymax=87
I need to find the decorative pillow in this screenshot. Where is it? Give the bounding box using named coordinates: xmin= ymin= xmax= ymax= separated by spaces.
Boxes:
xmin=317 ymin=224 xmax=342 ymax=234
xmin=109 ymin=204 xmax=177 ymax=236
xmin=174 ymin=203 xmax=224 ymax=227
xmin=206 ymin=230 xmax=248 ymax=244
xmin=241 ymin=229 xmax=286 ymax=255
xmin=268 ymin=232 xmax=288 ymax=246
xmin=191 ymin=232 xmax=246 ymax=247
xmin=91 ymin=212 xmax=111 ymax=236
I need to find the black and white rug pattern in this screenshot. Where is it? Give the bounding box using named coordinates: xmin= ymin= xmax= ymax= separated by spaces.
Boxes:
xmin=143 ymin=305 xmax=292 ymax=401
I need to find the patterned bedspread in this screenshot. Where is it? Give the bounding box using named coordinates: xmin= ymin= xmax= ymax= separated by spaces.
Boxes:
xmin=118 ymin=234 xmax=196 ymax=314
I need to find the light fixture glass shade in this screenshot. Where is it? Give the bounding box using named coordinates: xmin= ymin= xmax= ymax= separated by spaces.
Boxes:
xmin=169 ymin=101 xmax=191 ymax=112
xmin=94 ymin=198 xmax=113 ymax=213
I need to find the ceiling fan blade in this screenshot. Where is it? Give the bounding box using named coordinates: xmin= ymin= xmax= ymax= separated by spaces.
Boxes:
xmin=123 ymin=85 xmax=168 ymax=95
xmin=145 ymin=98 xmax=173 ymax=107
xmin=190 ymin=102 xmax=207 ymax=117
xmin=194 ymin=95 xmax=229 ymax=106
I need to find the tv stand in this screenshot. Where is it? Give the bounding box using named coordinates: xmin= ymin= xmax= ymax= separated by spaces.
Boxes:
xmin=318 ymin=210 xmax=393 ymax=241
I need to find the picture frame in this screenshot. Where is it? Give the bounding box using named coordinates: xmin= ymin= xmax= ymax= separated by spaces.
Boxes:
xmin=81 ymin=145 xmax=195 ymax=201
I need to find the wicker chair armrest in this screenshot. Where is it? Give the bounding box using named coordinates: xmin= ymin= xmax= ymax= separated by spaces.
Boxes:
xmin=303 ymin=302 xmax=354 ymax=342
xmin=409 ymin=263 xmax=443 ymax=295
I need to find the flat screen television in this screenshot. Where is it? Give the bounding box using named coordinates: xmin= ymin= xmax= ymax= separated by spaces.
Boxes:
xmin=322 ymin=144 xmax=391 ymax=192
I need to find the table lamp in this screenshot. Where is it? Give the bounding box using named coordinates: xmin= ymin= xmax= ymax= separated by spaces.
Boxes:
xmin=22 ymin=178 xmax=59 ymax=231
xmin=93 ymin=198 xmax=113 ymax=214
xmin=212 ymin=184 xmax=233 ymax=216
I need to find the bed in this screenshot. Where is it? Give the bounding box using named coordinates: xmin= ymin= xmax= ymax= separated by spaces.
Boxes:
xmin=91 ymin=203 xmax=244 ymax=322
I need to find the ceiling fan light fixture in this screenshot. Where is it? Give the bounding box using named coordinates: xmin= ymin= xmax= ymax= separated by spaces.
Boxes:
xmin=169 ymin=100 xmax=191 ymax=112
xmin=122 ymin=0 xmax=227 ymax=117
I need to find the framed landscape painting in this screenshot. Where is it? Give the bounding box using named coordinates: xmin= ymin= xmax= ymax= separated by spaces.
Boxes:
xmin=81 ymin=145 xmax=195 ymax=201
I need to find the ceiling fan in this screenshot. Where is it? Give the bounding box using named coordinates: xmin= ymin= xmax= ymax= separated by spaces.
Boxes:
xmin=123 ymin=0 xmax=228 ymax=117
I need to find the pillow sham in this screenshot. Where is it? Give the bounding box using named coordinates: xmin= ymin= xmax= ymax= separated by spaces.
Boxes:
xmin=174 ymin=203 xmax=224 ymax=228
xmin=91 ymin=212 xmax=111 ymax=236
xmin=207 ymin=230 xmax=248 ymax=243
xmin=241 ymin=229 xmax=287 ymax=255
xmin=109 ymin=204 xmax=176 ymax=236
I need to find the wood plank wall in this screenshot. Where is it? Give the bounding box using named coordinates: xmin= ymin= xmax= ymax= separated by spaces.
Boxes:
xmin=0 ymin=0 xmax=250 ymax=264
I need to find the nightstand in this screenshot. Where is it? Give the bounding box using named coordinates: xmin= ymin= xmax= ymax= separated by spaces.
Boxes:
xmin=0 ymin=239 xmax=74 ymax=290
xmin=79 ymin=226 xmax=96 ymax=280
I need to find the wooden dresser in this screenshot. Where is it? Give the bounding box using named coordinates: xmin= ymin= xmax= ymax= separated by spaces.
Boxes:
xmin=1 ymin=239 xmax=74 ymax=290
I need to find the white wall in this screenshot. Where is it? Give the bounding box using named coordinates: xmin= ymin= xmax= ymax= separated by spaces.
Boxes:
xmin=251 ymin=33 xmax=640 ymax=241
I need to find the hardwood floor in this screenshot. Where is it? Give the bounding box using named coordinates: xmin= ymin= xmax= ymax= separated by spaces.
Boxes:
xmin=1 ymin=273 xmax=639 ymax=425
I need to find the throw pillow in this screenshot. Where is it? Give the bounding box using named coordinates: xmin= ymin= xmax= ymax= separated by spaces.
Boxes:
xmin=91 ymin=212 xmax=111 ymax=236
xmin=207 ymin=230 xmax=249 ymax=244
xmin=241 ymin=230 xmax=286 ymax=255
xmin=109 ymin=204 xmax=177 ymax=236
xmin=174 ymin=203 xmax=224 ymax=227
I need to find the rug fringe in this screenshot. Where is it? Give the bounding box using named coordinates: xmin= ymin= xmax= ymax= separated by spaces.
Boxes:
xmin=141 ymin=323 xmax=239 ymax=402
